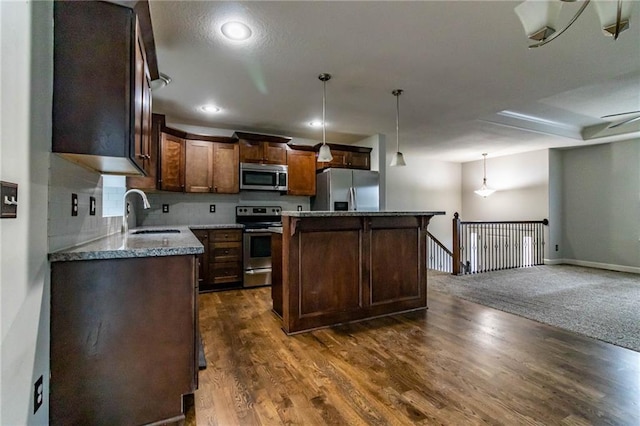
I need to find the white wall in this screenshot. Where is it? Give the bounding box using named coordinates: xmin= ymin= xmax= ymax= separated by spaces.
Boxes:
xmin=461 ymin=150 xmax=549 ymax=221
xmin=384 ymin=152 xmax=461 ymax=250
xmin=560 ymin=140 xmax=640 ymax=272
xmin=1 ymin=1 xmax=52 ymax=423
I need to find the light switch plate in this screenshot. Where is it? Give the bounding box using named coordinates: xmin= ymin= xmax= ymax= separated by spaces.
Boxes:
xmin=89 ymin=196 xmax=96 ymax=216
xmin=209 ymin=204 xmax=216 ymax=213
xmin=162 ymin=204 xmax=169 ymax=213
xmin=0 ymin=181 xmax=18 ymax=219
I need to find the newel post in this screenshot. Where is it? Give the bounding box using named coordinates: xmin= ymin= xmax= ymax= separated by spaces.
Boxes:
xmin=452 ymin=212 xmax=461 ymax=275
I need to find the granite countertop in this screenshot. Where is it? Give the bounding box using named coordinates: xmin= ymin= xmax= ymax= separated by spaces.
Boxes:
xmin=282 ymin=210 xmax=446 ymax=218
xmin=49 ymin=226 xmax=204 ymax=262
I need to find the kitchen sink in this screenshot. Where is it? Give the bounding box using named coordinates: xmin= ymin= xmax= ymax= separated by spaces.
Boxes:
xmin=132 ymin=229 xmax=181 ymax=235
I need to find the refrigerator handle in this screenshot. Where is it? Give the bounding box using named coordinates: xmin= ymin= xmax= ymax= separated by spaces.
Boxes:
xmin=348 ymin=187 xmax=357 ymax=211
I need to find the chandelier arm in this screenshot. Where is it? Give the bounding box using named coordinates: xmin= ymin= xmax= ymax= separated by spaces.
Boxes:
xmin=614 ymin=0 xmax=622 ymax=40
xmin=528 ymin=0 xmax=591 ymax=48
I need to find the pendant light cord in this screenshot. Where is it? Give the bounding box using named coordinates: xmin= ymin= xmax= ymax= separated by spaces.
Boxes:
xmin=322 ymin=78 xmax=326 ymax=146
xmin=482 ymin=153 xmax=488 ymax=184
xmin=392 ymin=89 xmax=403 ymax=152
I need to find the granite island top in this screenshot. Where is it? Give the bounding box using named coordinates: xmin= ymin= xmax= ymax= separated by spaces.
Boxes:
xmin=49 ymin=226 xmax=205 ymax=262
xmin=282 ymin=210 xmax=446 ymax=218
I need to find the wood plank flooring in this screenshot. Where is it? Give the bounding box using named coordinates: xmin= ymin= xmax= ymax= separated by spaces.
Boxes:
xmin=189 ymin=287 xmax=640 ymax=425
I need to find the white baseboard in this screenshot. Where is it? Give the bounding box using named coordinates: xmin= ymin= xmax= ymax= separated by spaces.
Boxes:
xmin=544 ymin=258 xmax=640 ymax=274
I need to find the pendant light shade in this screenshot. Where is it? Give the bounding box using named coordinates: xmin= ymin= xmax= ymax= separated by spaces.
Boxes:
xmin=390 ymin=89 xmax=406 ymax=167
xmin=474 ymin=153 xmax=496 ymax=198
xmin=317 ymin=73 xmax=333 ymax=163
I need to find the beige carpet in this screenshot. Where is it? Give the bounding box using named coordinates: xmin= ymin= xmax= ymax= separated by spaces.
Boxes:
xmin=428 ymin=265 xmax=640 ymax=352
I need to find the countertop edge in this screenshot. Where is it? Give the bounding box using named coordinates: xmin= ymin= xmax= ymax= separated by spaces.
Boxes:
xmin=281 ymin=211 xmax=447 ymax=218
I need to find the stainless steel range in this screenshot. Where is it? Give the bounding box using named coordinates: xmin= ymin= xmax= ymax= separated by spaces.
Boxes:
xmin=236 ymin=206 xmax=282 ymax=287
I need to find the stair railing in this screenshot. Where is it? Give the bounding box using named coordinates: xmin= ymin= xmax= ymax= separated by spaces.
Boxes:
xmin=452 ymin=212 xmax=548 ymax=275
xmin=426 ymin=231 xmax=453 ymax=273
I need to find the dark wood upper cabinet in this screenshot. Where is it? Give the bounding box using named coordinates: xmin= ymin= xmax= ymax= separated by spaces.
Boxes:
xmin=159 ymin=132 xmax=185 ymax=192
xmin=52 ymin=1 xmax=157 ymax=175
xmin=287 ymin=148 xmax=316 ymax=196
xmin=127 ymin=113 xmax=164 ymax=190
xmin=234 ymin=132 xmax=290 ymax=165
xmin=315 ymin=143 xmax=372 ymax=170
xmin=185 ymin=140 xmax=214 ymax=193
xmin=212 ymin=142 xmax=240 ymax=193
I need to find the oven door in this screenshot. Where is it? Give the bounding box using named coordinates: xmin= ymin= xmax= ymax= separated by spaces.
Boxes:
xmin=243 ymin=230 xmax=272 ymax=287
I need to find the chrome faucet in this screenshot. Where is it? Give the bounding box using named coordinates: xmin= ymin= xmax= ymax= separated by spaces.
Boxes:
xmin=121 ymin=189 xmax=151 ymax=234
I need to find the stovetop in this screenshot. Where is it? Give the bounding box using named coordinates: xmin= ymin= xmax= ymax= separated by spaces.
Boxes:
xmin=236 ymin=206 xmax=282 ymax=229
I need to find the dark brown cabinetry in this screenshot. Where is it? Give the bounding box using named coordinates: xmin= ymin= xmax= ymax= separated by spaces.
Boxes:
xmin=315 ymin=144 xmax=372 ymax=170
xmin=159 ymin=130 xmax=239 ymax=194
xmin=50 ymin=255 xmax=198 ymax=425
xmin=234 ymin=132 xmax=290 ymax=165
xmin=286 ymin=147 xmax=317 ymax=196
xmin=159 ymin=132 xmax=185 ymax=192
xmin=52 ymin=1 xmax=157 ymax=175
xmin=193 ymin=229 xmax=243 ymax=291
xmin=127 ymin=113 xmax=164 ymax=190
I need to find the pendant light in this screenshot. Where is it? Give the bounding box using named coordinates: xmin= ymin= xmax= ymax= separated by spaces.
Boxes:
xmin=389 ymin=89 xmax=406 ymax=167
xmin=474 ymin=153 xmax=496 ymax=198
xmin=317 ymin=73 xmax=333 ymax=163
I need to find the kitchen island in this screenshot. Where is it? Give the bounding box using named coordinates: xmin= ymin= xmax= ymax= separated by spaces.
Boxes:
xmin=272 ymin=211 xmax=445 ymax=334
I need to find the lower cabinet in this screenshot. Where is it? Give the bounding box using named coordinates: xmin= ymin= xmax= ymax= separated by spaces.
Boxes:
xmin=193 ymin=228 xmax=243 ymax=291
xmin=50 ymin=255 xmax=198 ymax=425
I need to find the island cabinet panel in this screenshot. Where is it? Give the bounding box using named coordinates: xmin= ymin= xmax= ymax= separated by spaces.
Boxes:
xmin=50 ymin=255 xmax=197 ymax=425
xmin=298 ymin=230 xmax=362 ymax=317
xmin=278 ymin=214 xmax=434 ymax=334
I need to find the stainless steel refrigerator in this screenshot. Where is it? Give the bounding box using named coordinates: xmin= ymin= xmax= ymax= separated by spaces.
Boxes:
xmin=312 ymin=168 xmax=380 ymax=211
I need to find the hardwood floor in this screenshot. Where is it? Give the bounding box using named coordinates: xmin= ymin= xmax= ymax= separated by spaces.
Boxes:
xmin=190 ymin=287 xmax=640 ymax=425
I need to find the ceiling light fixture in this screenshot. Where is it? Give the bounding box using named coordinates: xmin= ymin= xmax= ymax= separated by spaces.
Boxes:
xmin=150 ymin=73 xmax=172 ymax=92
xmin=201 ymin=105 xmax=221 ymax=113
xmin=474 ymin=153 xmax=496 ymax=198
xmin=221 ymin=21 xmax=252 ymax=41
xmin=514 ymin=0 xmax=634 ymax=48
xmin=389 ymin=89 xmax=406 ymax=167
xmin=317 ymin=73 xmax=333 ymax=163
xmin=309 ymin=120 xmax=324 ymax=128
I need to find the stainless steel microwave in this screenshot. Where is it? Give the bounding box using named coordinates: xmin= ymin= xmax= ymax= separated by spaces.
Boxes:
xmin=240 ymin=163 xmax=288 ymax=191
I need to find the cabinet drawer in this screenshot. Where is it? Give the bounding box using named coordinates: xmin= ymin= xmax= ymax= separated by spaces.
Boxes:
xmin=211 ymin=230 xmax=242 ymax=242
xmin=210 ymin=242 xmax=241 ymax=262
xmin=210 ymin=262 xmax=242 ymax=284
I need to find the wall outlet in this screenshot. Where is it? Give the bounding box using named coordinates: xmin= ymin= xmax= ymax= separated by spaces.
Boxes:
xmin=555 ymin=244 xmax=559 ymax=252
xmin=0 ymin=181 xmax=18 ymax=219
xmin=297 ymin=205 xmax=303 ymax=211
xmin=71 ymin=193 xmax=78 ymax=216
xmin=34 ymin=375 xmax=43 ymax=413
xmin=89 ymin=196 xmax=96 ymax=216
xmin=209 ymin=204 xmax=216 ymax=213
xmin=162 ymin=204 xmax=169 ymax=213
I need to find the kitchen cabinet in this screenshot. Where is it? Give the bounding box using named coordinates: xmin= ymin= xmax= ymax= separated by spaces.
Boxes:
xmin=185 ymin=140 xmax=214 ymax=193
xmin=212 ymin=142 xmax=240 ymax=193
xmin=193 ymin=229 xmax=243 ymax=291
xmin=50 ymin=254 xmax=198 ymax=425
xmin=315 ymin=144 xmax=372 ymax=170
xmin=191 ymin=230 xmax=209 ymax=288
xmin=159 ymin=132 xmax=186 ymax=192
xmin=52 ymin=1 xmax=157 ymax=175
xmin=234 ymin=132 xmax=290 ymax=165
xmin=127 ymin=113 xmax=165 ymax=190
xmin=286 ymin=147 xmax=317 ymax=196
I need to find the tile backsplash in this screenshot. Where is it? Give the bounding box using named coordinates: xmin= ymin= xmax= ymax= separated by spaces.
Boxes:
xmin=48 ymin=155 xmax=122 ymax=252
xmin=136 ymin=191 xmax=310 ymax=226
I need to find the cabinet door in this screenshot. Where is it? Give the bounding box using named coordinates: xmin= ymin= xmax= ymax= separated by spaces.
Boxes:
xmin=287 ymin=149 xmax=316 ymax=196
xmin=212 ymin=143 xmax=239 ymax=193
xmin=141 ymin=60 xmax=153 ymax=174
xmin=191 ymin=230 xmax=209 ymax=287
xmin=159 ymin=133 xmax=185 ymax=192
xmin=264 ymin=142 xmax=287 ymax=164
xmin=239 ymin=140 xmax=263 ymax=163
xmin=317 ymin=149 xmax=347 ymax=169
xmin=127 ymin=113 xmax=161 ymax=190
xmin=133 ymin=21 xmax=145 ymax=173
xmin=185 ymin=140 xmax=214 ymax=193
xmin=348 ymin=152 xmax=370 ymax=170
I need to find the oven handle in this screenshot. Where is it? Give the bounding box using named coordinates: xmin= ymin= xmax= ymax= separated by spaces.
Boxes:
xmin=243 ymin=229 xmax=277 ymax=234
xmin=245 ymin=268 xmax=272 ymax=275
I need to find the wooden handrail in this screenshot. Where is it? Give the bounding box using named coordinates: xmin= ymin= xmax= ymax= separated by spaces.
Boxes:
xmin=426 ymin=231 xmax=453 ymax=257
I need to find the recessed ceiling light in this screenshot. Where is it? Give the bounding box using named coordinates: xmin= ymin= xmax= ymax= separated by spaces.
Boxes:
xmin=201 ymin=105 xmax=221 ymax=113
xmin=221 ymin=21 xmax=252 ymax=41
xmin=309 ymin=121 xmax=324 ymax=127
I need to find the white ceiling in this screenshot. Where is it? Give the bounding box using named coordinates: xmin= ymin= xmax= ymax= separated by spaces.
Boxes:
xmin=149 ymin=1 xmax=640 ymax=163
